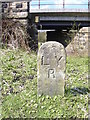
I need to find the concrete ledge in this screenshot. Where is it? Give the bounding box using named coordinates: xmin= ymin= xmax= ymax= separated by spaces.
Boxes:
xmin=30 ymin=8 xmax=88 ymax=13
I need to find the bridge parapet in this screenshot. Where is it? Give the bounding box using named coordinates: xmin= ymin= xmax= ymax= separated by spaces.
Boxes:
xmin=30 ymin=9 xmax=88 ymax=13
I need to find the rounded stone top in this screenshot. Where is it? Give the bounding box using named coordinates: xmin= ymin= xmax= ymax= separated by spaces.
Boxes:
xmin=38 ymin=41 xmax=65 ymax=52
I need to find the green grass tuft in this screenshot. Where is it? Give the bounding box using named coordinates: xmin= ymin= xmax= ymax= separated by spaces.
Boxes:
xmin=0 ymin=48 xmax=88 ymax=119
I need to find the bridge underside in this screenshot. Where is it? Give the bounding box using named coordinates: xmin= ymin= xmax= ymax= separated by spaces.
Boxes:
xmin=37 ymin=16 xmax=90 ymax=30
xmin=30 ymin=11 xmax=90 ymax=30
xmin=47 ymin=30 xmax=71 ymax=47
xmin=37 ymin=21 xmax=89 ymax=30
xmin=36 ymin=17 xmax=89 ymax=46
xmin=30 ymin=11 xmax=90 ymax=46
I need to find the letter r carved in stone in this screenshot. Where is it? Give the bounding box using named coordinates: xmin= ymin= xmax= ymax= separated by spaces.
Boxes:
xmin=48 ymin=69 xmax=55 ymax=79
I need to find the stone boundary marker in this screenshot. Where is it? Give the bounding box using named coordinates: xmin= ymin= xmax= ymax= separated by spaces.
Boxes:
xmin=37 ymin=41 xmax=66 ymax=96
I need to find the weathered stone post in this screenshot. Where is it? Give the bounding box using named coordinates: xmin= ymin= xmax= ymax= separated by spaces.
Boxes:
xmin=37 ymin=41 xmax=66 ymax=96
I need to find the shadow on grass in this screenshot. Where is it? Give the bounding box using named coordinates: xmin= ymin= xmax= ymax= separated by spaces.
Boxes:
xmin=65 ymin=87 xmax=89 ymax=96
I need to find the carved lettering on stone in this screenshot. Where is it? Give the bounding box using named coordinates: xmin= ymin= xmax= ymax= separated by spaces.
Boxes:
xmin=37 ymin=41 xmax=66 ymax=96
xmin=48 ymin=69 xmax=56 ymax=79
xmin=41 ymin=56 xmax=49 ymax=65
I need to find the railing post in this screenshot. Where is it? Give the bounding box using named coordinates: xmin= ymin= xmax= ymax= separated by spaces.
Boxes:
xmin=88 ymin=0 xmax=90 ymax=10
xmin=63 ymin=0 xmax=65 ymax=9
xmin=39 ymin=0 xmax=40 ymax=9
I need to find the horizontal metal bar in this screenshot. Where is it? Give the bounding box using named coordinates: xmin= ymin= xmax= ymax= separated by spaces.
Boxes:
xmin=38 ymin=22 xmax=90 ymax=26
xmin=31 ymin=4 xmax=88 ymax=7
xmin=0 ymin=0 xmax=31 ymax=2
xmin=40 ymin=16 xmax=89 ymax=21
xmin=31 ymin=0 xmax=88 ymax=2
xmin=31 ymin=4 xmax=88 ymax=5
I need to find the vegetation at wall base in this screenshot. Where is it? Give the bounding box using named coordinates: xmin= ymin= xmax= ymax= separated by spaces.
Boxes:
xmin=1 ymin=19 xmax=38 ymax=52
xmin=0 ymin=48 xmax=88 ymax=119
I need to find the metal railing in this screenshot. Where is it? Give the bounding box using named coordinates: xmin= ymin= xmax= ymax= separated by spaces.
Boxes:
xmin=30 ymin=0 xmax=88 ymax=10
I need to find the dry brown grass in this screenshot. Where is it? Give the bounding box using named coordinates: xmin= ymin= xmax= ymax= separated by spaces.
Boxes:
xmin=2 ymin=19 xmax=31 ymax=51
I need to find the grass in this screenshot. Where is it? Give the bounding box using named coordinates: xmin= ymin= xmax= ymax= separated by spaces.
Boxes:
xmin=0 ymin=48 xmax=88 ymax=119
